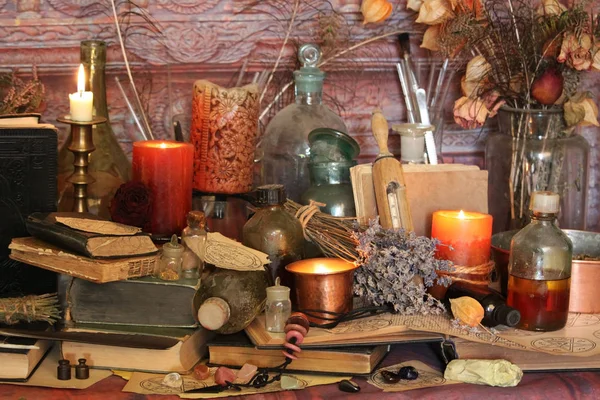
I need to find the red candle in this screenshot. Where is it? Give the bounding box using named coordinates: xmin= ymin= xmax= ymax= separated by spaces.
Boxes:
xmin=132 ymin=140 xmax=193 ymax=236
xmin=431 ymin=210 xmax=493 ymax=266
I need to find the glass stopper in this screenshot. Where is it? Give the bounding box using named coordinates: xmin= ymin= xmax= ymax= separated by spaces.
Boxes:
xmin=298 ymin=44 xmax=321 ymax=67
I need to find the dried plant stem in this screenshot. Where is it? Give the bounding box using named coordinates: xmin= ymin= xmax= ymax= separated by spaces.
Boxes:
xmin=0 ymin=293 xmax=60 ymax=325
xmin=284 ymin=199 xmax=359 ymax=261
xmin=260 ymin=0 xmax=300 ymax=104
xmin=110 ymin=0 xmax=154 ymax=139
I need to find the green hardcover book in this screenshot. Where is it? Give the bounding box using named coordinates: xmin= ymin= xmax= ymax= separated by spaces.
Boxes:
xmin=62 ymin=276 xmax=201 ymax=328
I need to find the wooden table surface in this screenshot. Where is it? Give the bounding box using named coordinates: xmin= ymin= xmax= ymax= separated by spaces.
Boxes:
xmin=1 ymin=343 xmax=600 ymax=399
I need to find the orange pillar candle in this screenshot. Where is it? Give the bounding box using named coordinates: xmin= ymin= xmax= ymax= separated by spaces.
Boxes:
xmin=431 ymin=210 xmax=493 ymax=267
xmin=132 ymin=140 xmax=194 ymax=236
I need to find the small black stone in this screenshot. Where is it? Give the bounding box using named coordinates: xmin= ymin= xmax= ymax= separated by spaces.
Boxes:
xmin=398 ymin=366 xmax=419 ymax=380
xmin=380 ymin=370 xmax=401 ymax=384
xmin=338 ymin=379 xmax=360 ymax=393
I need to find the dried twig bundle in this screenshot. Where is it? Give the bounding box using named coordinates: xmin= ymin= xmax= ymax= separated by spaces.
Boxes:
xmin=0 ymin=293 xmax=61 ymax=325
xmin=284 ymin=199 xmax=359 ymax=261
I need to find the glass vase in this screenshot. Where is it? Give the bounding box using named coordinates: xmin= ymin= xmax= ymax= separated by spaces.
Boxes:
xmin=57 ymin=40 xmax=131 ymax=218
xmin=485 ymin=107 xmax=589 ymax=233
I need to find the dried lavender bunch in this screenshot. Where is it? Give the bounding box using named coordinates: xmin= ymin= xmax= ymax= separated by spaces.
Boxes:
xmin=353 ymin=220 xmax=453 ymax=315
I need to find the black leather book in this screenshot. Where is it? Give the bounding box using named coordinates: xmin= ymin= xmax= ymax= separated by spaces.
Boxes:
xmin=0 ymin=123 xmax=58 ymax=296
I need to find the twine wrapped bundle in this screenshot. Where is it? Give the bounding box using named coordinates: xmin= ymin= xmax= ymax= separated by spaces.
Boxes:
xmin=0 ymin=293 xmax=60 ymax=325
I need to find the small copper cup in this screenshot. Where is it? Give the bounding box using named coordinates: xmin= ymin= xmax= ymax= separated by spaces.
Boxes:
xmin=285 ymin=258 xmax=357 ymax=324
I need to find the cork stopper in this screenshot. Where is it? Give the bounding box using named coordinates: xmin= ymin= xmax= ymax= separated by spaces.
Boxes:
xmin=530 ymin=191 xmax=560 ymax=214
xmin=187 ymin=210 xmax=206 ymax=228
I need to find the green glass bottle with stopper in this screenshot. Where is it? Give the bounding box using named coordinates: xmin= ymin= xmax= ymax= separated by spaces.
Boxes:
xmin=507 ymin=191 xmax=573 ymax=331
xmin=242 ymin=184 xmax=304 ymax=287
xmin=258 ymin=44 xmax=348 ymax=202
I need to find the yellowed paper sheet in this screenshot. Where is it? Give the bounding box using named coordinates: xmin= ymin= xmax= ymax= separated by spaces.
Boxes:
xmin=7 ymin=346 xmax=112 ymax=389
xmin=205 ymin=232 xmax=269 ymax=271
xmin=368 ymin=360 xmax=459 ymax=392
xmin=122 ymin=369 xmax=348 ymax=398
xmin=55 ymin=217 xmax=141 ymax=235
xmin=350 ymin=163 xmax=487 ymax=236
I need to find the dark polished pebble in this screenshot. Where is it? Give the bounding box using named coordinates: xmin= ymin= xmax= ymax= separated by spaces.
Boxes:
xmin=338 ymin=379 xmax=360 ymax=393
xmin=398 ymin=366 xmax=419 ymax=380
xmin=381 ymin=370 xmax=401 ymax=384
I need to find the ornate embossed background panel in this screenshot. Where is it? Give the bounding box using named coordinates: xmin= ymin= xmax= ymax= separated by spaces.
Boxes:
xmin=1 ymin=0 xmax=598 ymax=230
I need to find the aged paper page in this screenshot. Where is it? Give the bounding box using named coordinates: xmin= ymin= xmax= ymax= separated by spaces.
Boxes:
xmin=122 ymin=369 xmax=348 ymax=398
xmin=368 ymin=360 xmax=459 ymax=392
xmin=205 ymin=232 xmax=269 ymax=271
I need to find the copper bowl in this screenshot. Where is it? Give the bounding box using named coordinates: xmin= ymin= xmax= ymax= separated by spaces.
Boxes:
xmin=492 ymin=229 xmax=600 ymax=313
xmin=285 ymin=258 xmax=357 ymax=324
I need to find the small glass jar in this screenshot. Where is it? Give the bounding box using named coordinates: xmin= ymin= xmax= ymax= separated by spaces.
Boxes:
xmin=265 ymin=283 xmax=291 ymax=333
xmin=181 ymin=211 xmax=207 ymax=280
xmin=156 ymin=234 xmax=184 ymax=281
xmin=392 ymin=123 xmax=432 ymax=164
xmin=507 ymin=191 xmax=573 ymax=331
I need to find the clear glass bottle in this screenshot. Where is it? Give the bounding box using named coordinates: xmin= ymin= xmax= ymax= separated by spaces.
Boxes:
xmin=181 ymin=211 xmax=207 ymax=280
xmin=242 ymin=185 xmax=304 ymax=287
xmin=486 ymin=107 xmax=589 ymax=233
xmin=265 ymin=281 xmax=292 ymax=333
xmin=58 ymin=40 xmax=131 ymax=218
xmin=195 ymin=268 xmax=269 ymax=334
xmin=258 ymin=44 xmax=348 ymax=202
xmin=507 ymin=191 xmax=573 ymax=332
xmin=156 ymin=234 xmax=184 ymax=281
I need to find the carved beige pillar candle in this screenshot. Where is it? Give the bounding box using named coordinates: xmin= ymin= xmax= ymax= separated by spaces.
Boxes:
xmin=190 ymin=81 xmax=259 ymax=194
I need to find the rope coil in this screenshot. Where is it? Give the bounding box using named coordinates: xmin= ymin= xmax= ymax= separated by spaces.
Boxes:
xmin=438 ymin=261 xmax=496 ymax=286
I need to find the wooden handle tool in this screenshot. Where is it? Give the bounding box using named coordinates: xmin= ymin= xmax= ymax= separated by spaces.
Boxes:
xmin=371 ymin=110 xmax=414 ymax=232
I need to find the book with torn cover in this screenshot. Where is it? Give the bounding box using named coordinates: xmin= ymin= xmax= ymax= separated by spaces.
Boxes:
xmin=25 ymin=212 xmax=157 ymax=259
xmin=208 ymin=332 xmax=389 ymax=375
xmin=62 ymin=276 xmax=200 ymax=328
xmin=9 ymin=237 xmax=158 ymax=283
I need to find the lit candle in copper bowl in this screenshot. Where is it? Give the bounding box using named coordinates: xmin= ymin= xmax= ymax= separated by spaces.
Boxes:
xmin=430 ymin=210 xmax=493 ymax=299
xmin=285 ymin=258 xmax=358 ymax=324
xmin=132 ymin=140 xmax=194 ymax=237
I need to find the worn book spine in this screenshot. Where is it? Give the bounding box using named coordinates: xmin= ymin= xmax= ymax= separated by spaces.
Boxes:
xmin=25 ymin=213 xmax=91 ymax=257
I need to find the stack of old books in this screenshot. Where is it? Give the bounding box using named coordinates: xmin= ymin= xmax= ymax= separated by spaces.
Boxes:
xmin=8 ymin=212 xmax=211 ymax=373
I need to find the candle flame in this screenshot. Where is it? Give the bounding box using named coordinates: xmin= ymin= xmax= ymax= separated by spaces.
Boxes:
xmin=159 ymin=142 xmax=168 ymax=149
xmin=313 ymin=263 xmax=331 ymax=274
xmin=77 ymin=64 xmax=86 ymax=94
xmin=458 ymin=210 xmax=466 ymax=219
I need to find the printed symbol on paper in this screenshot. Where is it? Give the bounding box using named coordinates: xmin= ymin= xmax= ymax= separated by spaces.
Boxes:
xmin=592 ymin=330 xmax=600 ymax=340
xmin=205 ymin=242 xmax=264 ymax=270
xmin=328 ymin=318 xmax=392 ymax=334
xmin=531 ymin=337 xmax=596 ymax=354
xmin=567 ymin=314 xmax=600 ymax=327
xmin=370 ymin=366 xmax=445 ymax=390
xmin=139 ymin=377 xmax=206 ymax=394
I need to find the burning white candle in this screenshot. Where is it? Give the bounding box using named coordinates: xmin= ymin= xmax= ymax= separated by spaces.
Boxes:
xmin=68 ymin=64 xmax=93 ymax=121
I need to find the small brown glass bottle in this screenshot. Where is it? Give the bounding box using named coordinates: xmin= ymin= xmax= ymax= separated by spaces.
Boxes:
xmin=242 ymin=185 xmax=304 ymax=287
xmin=445 ymin=281 xmax=520 ymax=327
xmin=507 ymin=191 xmax=573 ymax=332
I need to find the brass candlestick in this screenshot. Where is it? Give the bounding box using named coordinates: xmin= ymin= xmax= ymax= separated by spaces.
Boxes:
xmin=57 ymin=116 xmax=106 ymax=213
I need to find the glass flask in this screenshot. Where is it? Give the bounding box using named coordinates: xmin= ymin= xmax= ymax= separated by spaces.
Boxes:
xmin=58 ymin=40 xmax=131 ymax=218
xmin=242 ymin=185 xmax=304 ymax=287
xmin=258 ymin=44 xmax=348 ymax=202
xmin=195 ymin=267 xmax=269 ymax=334
xmin=486 ymin=107 xmax=589 ymax=233
xmin=156 ymin=234 xmax=184 ymax=281
xmin=507 ymin=191 xmax=573 ymax=332
xmin=181 ymin=210 xmax=207 ymax=280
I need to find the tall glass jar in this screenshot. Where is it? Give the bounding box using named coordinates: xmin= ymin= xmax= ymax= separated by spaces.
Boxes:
xmin=485 ymin=107 xmax=589 ymax=233
xmin=507 ymin=191 xmax=573 ymax=331
xmin=258 ymin=44 xmax=347 ymax=202
xmin=301 ymin=161 xmax=357 ymax=217
xmin=58 ymin=40 xmax=131 ymax=218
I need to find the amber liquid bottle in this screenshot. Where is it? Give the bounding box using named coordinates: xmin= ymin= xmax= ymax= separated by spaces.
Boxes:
xmin=507 ymin=191 xmax=573 ymax=331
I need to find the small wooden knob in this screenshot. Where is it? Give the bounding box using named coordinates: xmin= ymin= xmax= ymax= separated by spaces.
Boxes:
xmin=371 ymin=109 xmax=392 ymax=158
